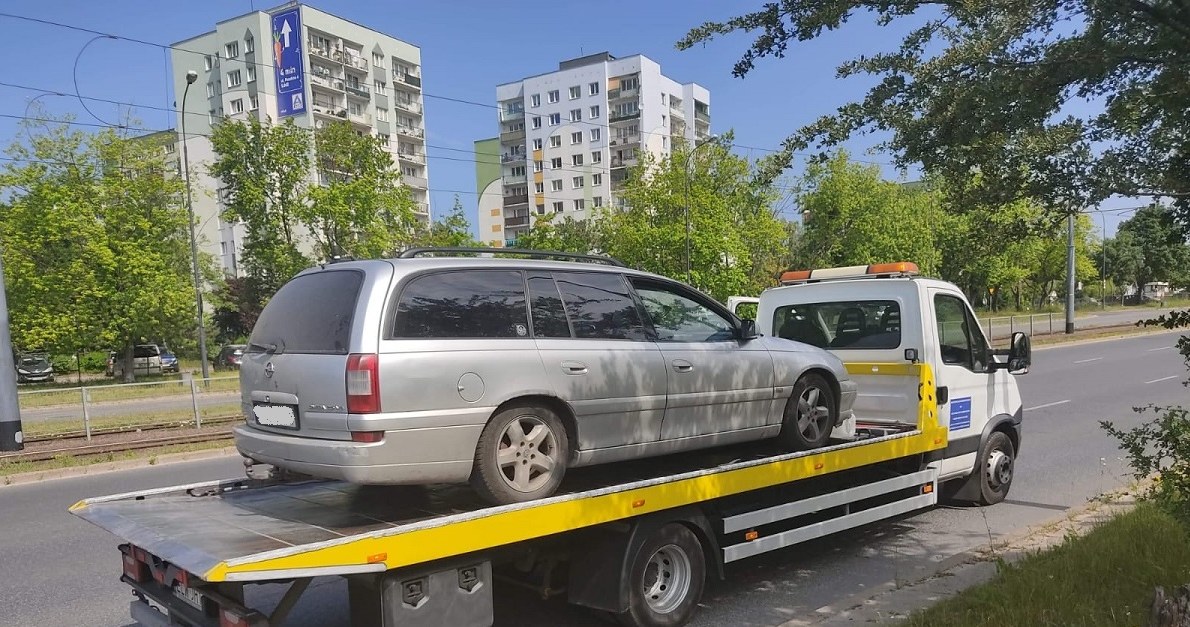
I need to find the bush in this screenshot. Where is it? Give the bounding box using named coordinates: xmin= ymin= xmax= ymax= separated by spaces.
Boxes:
xmin=48 ymin=351 xmax=110 ymax=375
xmin=1102 ymin=406 xmax=1190 ymax=525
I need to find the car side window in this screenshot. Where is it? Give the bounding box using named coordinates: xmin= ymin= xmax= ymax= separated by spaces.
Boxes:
xmin=394 ymin=270 xmax=529 ymax=338
xmin=527 ymin=275 xmax=571 ymax=338
xmin=551 ymin=272 xmax=647 ymax=340
xmin=632 ymin=281 xmax=734 ymax=342
xmin=934 ymin=294 xmax=988 ymax=371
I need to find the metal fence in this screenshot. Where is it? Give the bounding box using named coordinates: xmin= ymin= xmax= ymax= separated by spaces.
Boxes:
xmin=980 ymin=313 xmax=1057 ymax=342
xmin=18 ymin=375 xmax=241 ymax=441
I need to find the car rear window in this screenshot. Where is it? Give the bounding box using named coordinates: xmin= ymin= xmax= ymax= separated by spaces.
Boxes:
xmin=134 ymin=345 xmax=160 ymax=358
xmin=393 ymin=270 xmax=529 ymax=338
xmin=773 ymin=300 xmax=901 ymax=349
xmin=250 ymin=270 xmax=363 ymax=354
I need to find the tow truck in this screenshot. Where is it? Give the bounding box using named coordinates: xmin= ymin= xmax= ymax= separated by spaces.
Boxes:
xmin=70 ymin=262 xmax=1030 ymax=627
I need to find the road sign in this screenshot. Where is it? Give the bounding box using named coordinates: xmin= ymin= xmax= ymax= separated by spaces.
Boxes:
xmin=271 ymin=7 xmax=306 ymax=118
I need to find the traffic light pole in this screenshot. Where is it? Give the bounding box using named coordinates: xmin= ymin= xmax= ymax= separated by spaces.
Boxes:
xmin=0 ymin=253 xmax=24 ymax=451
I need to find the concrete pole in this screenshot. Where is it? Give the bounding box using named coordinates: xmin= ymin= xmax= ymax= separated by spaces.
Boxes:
xmin=0 ymin=253 xmax=24 ymax=451
xmin=1065 ymin=213 xmax=1076 ymax=334
xmin=181 ymin=71 xmax=211 ymax=383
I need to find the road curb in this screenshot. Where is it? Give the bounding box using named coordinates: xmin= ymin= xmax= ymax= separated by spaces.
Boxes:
xmin=1 ymin=446 xmax=239 ymax=487
xmin=1032 ymin=326 xmax=1179 ymax=351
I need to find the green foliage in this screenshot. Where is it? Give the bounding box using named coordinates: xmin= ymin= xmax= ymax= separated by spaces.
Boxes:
xmin=514 ymin=214 xmax=602 ymax=255
xmin=0 ymin=116 xmax=197 ymax=380
xmin=303 ymin=121 xmax=417 ymax=259
xmin=1114 ymin=205 xmax=1190 ymax=289
xmin=415 ymin=195 xmax=480 ymax=248
xmin=210 ymin=276 xmax=266 ymax=344
xmin=678 ymin=2 xmax=1190 ymax=224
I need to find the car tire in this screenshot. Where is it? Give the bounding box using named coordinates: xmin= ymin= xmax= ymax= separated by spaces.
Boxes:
xmin=470 ymin=404 xmax=569 ymax=505
xmin=776 ymin=373 xmax=837 ymax=451
xmin=975 ymin=431 xmax=1015 ymax=505
xmin=616 ymin=523 xmax=706 ymax=627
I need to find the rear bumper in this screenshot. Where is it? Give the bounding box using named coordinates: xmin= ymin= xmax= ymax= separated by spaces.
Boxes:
xmin=233 ymin=422 xmax=483 ymax=485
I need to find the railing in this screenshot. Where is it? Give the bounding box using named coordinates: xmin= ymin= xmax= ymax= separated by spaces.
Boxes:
xmin=348 ymin=111 xmax=372 ymax=124
xmin=345 ymin=55 xmax=369 ymax=71
xmin=403 ymin=175 xmax=429 ymax=189
xmin=398 ymin=73 xmax=422 ymax=88
xmin=310 ymin=74 xmax=344 ymax=90
xmin=502 ymin=153 xmax=526 ymax=163
xmin=397 ymin=151 xmax=426 ymax=164
xmin=609 ymin=87 xmax=638 ymax=100
xmin=345 ymin=83 xmax=371 ymax=99
xmin=609 ymin=111 xmax=640 ymax=123
xmin=500 ymin=128 xmax=526 ymax=142
xmin=503 ymin=174 xmax=527 ymax=184
xmin=395 ymin=125 xmax=425 ymax=138
xmin=503 ymin=193 xmax=529 ymax=206
xmin=695 ymin=110 xmax=710 ymax=123
xmin=501 ymin=109 xmax=525 ymax=121
xmin=980 ymin=313 xmax=1057 ymax=342
xmin=394 ymin=100 xmax=422 ymax=114
xmin=413 ymin=202 xmax=430 ymax=215
xmin=309 ymin=45 xmax=335 ymax=61
xmin=505 ymin=215 xmax=530 ymax=227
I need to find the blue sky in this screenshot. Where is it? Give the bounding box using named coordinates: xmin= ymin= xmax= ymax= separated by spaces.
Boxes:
xmin=0 ymin=0 xmax=1137 ymax=235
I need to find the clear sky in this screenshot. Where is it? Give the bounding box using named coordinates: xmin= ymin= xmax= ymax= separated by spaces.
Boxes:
xmin=0 ymin=0 xmax=1138 ymax=235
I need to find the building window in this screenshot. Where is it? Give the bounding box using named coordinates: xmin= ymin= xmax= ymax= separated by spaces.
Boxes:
xmin=552 ymin=201 xmax=564 ymax=213
xmin=570 ymin=132 xmax=581 ymax=144
xmin=569 ymin=86 xmax=581 ymax=99
xmin=230 ymin=98 xmax=244 ymax=114
xmin=225 ymin=42 xmax=239 ymax=58
xmin=536 ymin=204 xmax=546 ymax=214
xmin=204 ymin=55 xmax=213 ymax=70
xmin=574 ymin=199 xmax=585 ymax=211
xmin=375 ymin=79 xmax=386 ymax=92
xmin=549 ymin=135 xmax=561 ymax=148
xmin=378 ymin=133 xmax=389 ymax=143
xmin=531 ymin=94 xmax=541 ymax=107
xmin=593 ymin=196 xmax=603 ymax=207
xmin=226 ymin=70 xmax=242 ymax=87
xmin=572 ymin=154 xmax=583 ymax=166
xmin=591 ymin=151 xmax=602 ymax=163
xmin=547 ymin=90 xmax=559 ymax=103
xmin=550 ymin=157 xmax=562 ymax=169
xmin=372 ymin=53 xmax=385 ymax=68
xmin=249 ymin=95 xmax=259 ymax=110
xmin=620 ymin=76 xmax=639 ymax=91
xmin=208 ymin=109 xmax=217 ymax=123
xmin=535 ymin=182 xmax=544 ymax=193
xmin=205 ymin=82 xmax=215 ymax=98
xmin=548 ymin=113 xmax=561 ymax=125
xmin=511 ymin=165 xmax=526 ymax=176
xmin=590 ymin=128 xmax=601 ymax=141
xmin=570 ymin=109 xmax=581 ymax=122
xmin=533 ymin=160 xmax=543 ymax=172
xmin=589 ymin=105 xmax=600 ymax=119
xmin=532 ymin=116 xmax=542 ymax=129
xmin=528 ymin=138 xmax=541 ymax=151
xmin=551 ymin=179 xmax=563 ymax=192
xmin=589 ymin=82 xmax=600 ymax=96
xmin=247 ymin=66 xmax=256 ymax=82
xmin=572 ymin=176 xmax=583 ymax=189
xmin=377 ymin=108 xmax=389 ymax=121
xmin=245 ymin=37 xmax=254 ymax=54
xmin=662 ymin=136 xmax=669 ymax=150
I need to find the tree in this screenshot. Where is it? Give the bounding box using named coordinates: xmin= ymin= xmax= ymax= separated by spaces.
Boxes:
xmin=1104 ymin=231 xmax=1146 ymax=296
xmin=1115 ymin=204 xmax=1190 ymax=289
xmin=795 ymin=152 xmax=944 ymax=275
xmin=678 ymin=2 xmax=1190 ymax=224
xmin=302 ymin=121 xmax=418 ymax=260
xmin=210 ymin=117 xmax=311 ymax=293
xmin=415 ymin=195 xmax=479 ymax=248
xmin=601 ymin=137 xmax=789 ymax=301
xmin=210 ymin=275 xmax=267 ymax=343
xmin=514 ymin=214 xmax=604 ymax=255
xmin=0 ymin=117 xmax=197 ymax=381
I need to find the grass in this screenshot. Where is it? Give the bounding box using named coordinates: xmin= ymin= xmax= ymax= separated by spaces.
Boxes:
xmin=904 ymin=504 xmax=1190 ymax=627
xmin=22 ymin=404 xmax=242 ymax=439
xmin=0 ymin=438 xmax=234 ymax=480
xmin=17 ymin=375 xmax=239 ymax=409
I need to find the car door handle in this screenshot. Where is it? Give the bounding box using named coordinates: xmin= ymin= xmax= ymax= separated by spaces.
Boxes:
xmin=672 ymin=359 xmax=694 ymax=373
xmin=561 ymin=361 xmax=588 ymax=375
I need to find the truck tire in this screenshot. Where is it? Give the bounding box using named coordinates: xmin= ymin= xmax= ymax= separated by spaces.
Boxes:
xmin=617 ymin=523 xmax=706 ymax=627
xmin=975 ymin=430 xmax=1015 ymax=505
xmin=470 ymin=404 xmax=569 ymax=505
xmin=777 ymin=373 xmax=837 ymax=451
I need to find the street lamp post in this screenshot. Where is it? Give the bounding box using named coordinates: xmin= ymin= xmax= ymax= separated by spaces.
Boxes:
xmin=684 ymin=134 xmax=718 ymax=284
xmin=181 ymin=70 xmax=210 ymax=382
xmin=1098 ymin=211 xmax=1107 ymax=310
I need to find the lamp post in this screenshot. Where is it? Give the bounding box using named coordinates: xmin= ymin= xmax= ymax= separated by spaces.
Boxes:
xmin=683 ymin=134 xmax=718 ymax=284
xmin=1098 ymin=211 xmax=1107 ymax=310
xmin=181 ymin=70 xmax=210 ymax=382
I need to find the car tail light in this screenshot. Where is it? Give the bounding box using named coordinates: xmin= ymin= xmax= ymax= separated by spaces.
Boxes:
xmin=219 ymin=608 xmax=252 ymax=627
xmin=351 ymin=431 xmax=384 ymax=443
xmin=121 ymin=546 xmax=149 ymax=583
xmin=346 ymin=353 xmax=380 ymax=413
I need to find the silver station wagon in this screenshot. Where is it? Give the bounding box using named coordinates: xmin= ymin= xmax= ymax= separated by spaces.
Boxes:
xmin=235 ymin=249 xmax=858 ymax=504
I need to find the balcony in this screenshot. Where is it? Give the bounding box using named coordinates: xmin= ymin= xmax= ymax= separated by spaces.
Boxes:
xmin=608 ymin=87 xmax=638 ymax=100
xmin=501 ymin=109 xmax=525 ymax=122
xmin=310 ymin=74 xmax=344 ymax=91
xmin=348 ymin=111 xmax=372 ymax=125
xmin=503 ymin=193 xmax=529 ymax=206
xmin=394 ymin=100 xmax=422 ymax=114
xmin=503 ymin=173 xmax=527 ymax=184
xmin=345 ymin=83 xmax=371 ymax=100
xmin=396 ymin=72 xmax=422 ymax=89
xmin=695 ymin=110 xmax=710 ymax=124
xmin=609 ymin=111 xmax=640 ymax=124
xmin=312 ymin=100 xmax=347 ymax=119
xmin=395 ymin=125 xmax=425 ymax=139
xmin=413 ymin=202 xmax=430 ymax=216
xmin=403 ymin=174 xmax=428 ymax=189
xmin=610 ymin=136 xmax=640 ymax=147
xmin=505 ymin=215 xmax=530 ymax=227
xmin=309 ymin=44 xmax=335 ymax=62
xmin=397 ymin=151 xmax=426 ymax=165
xmin=500 ymin=128 xmax=526 ymax=142
xmin=501 ymin=153 xmax=525 ymax=163
xmin=344 ymin=55 xmax=369 ymax=72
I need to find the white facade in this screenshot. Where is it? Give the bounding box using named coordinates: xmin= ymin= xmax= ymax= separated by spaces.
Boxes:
xmin=170 ymin=3 xmax=428 ymax=276
xmin=493 ymin=53 xmax=710 ymax=243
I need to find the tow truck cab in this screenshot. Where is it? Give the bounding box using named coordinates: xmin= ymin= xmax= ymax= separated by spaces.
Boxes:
xmin=733 ymin=262 xmax=1031 ymax=503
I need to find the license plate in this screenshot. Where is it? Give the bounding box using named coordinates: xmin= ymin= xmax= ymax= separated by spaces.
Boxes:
xmin=173 ymin=582 xmax=204 ymax=611
xmin=253 ymin=403 xmax=298 ymax=429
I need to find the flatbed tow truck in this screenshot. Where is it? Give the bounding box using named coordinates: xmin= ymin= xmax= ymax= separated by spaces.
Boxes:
xmin=70 ymin=262 xmax=1028 ymax=627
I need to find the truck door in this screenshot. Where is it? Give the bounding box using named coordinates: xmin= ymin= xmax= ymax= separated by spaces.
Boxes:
xmin=929 ymin=290 xmax=994 ymax=479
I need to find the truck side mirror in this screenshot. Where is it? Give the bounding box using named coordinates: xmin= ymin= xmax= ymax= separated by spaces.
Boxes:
xmin=1007 ymin=332 xmax=1031 ymax=374
xmin=737 ymin=318 xmax=759 ymax=341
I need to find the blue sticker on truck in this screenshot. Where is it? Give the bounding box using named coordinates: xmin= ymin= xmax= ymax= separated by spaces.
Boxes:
xmin=949 ymin=397 xmax=972 ymax=430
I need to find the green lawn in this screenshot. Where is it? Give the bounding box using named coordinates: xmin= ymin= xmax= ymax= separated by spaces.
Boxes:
xmin=905 ymin=504 xmax=1190 ymax=626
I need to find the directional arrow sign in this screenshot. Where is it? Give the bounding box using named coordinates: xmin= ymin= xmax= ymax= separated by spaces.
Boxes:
xmin=280 ymin=20 xmax=292 ymax=48
xmin=271 ymin=7 xmax=305 ymax=117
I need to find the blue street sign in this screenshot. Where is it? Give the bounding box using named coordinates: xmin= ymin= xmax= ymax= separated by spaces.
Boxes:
xmin=271 ymin=7 xmax=306 ymax=117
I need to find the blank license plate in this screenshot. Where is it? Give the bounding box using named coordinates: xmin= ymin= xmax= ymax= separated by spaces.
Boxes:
xmin=173 ymin=582 xmax=204 ymax=611
xmin=253 ymin=403 xmax=298 ymax=429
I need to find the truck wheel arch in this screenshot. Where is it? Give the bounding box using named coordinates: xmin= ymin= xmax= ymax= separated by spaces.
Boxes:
xmin=945 ymin=408 xmax=1023 ymax=503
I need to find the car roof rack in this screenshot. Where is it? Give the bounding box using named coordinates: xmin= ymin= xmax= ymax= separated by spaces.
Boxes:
xmin=397 ymin=247 xmax=626 ymax=267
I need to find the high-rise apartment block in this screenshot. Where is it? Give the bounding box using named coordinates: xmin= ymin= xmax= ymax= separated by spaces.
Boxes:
xmin=170 ymin=3 xmax=428 ymax=276
xmin=484 ymin=52 xmax=710 ymax=246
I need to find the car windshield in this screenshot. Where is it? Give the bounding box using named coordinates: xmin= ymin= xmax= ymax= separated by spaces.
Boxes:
xmin=133 ymin=346 xmax=160 ymax=358
xmin=19 ymin=357 xmax=49 ymax=369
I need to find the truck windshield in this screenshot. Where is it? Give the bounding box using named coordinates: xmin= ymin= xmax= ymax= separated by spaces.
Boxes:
xmin=773 ymin=300 xmax=901 ymax=349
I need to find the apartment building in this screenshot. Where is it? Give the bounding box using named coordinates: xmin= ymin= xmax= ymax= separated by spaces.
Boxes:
xmin=488 ymin=52 xmax=710 ymax=245
xmin=170 ymin=3 xmax=428 ymax=276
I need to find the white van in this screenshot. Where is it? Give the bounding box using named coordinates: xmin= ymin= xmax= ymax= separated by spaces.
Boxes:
xmin=733 ymin=262 xmax=1031 ymax=503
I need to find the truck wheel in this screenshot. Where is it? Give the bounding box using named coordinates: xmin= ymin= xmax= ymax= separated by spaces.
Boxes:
xmin=617 ymin=524 xmax=706 ymax=627
xmin=777 ymin=373 xmax=837 ymax=451
xmin=470 ymin=404 xmax=568 ymax=505
xmin=975 ymin=431 xmax=1015 ymax=505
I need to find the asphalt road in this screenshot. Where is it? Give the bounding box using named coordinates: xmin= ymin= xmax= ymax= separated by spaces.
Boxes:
xmin=2 ymin=330 xmax=1186 ymax=627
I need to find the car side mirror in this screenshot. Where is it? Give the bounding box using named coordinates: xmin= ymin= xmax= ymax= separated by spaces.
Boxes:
xmin=737 ymin=318 xmax=759 ymax=341
xmin=1006 ymin=332 xmax=1031 ymax=374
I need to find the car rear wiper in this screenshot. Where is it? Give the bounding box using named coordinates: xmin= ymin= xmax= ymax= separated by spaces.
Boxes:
xmin=248 ymin=341 xmax=283 ymax=355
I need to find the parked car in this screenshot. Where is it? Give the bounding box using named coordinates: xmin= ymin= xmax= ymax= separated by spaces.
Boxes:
xmin=111 ymin=344 xmax=164 ymax=377
xmin=15 ymin=353 xmax=54 ymax=384
xmin=215 ymin=345 xmax=247 ymax=370
xmin=234 ymin=251 xmax=858 ymax=505
xmin=160 ymin=349 xmax=179 ymax=374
